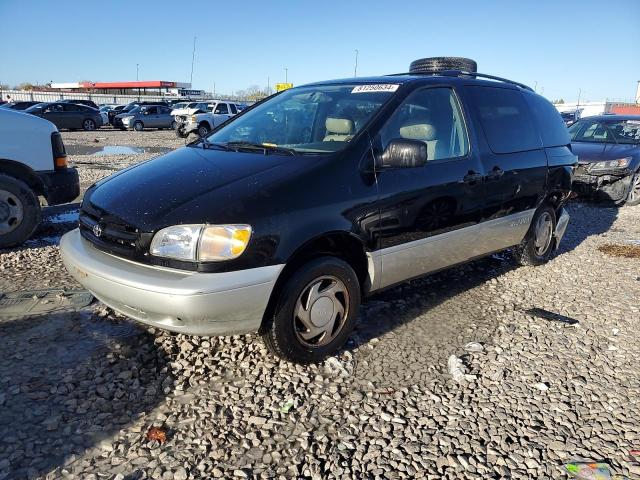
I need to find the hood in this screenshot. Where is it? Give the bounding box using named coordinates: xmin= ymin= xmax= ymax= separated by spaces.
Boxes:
xmin=170 ymin=108 xmax=197 ymax=115
xmin=85 ymin=146 xmax=302 ymax=231
xmin=571 ymin=141 xmax=640 ymax=163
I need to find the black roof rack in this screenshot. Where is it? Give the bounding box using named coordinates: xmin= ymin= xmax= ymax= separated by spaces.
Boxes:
xmin=387 ymin=70 xmax=534 ymax=92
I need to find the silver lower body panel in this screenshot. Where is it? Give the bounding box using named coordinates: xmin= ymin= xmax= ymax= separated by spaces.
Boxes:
xmin=60 ymin=229 xmax=283 ymax=335
xmin=369 ymin=209 xmax=536 ymax=291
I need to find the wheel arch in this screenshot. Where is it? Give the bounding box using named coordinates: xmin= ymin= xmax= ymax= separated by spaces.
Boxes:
xmin=259 ymin=231 xmax=370 ymax=333
xmin=0 ymin=159 xmax=45 ymax=196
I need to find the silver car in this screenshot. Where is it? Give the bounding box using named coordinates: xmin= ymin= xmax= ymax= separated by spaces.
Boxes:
xmin=115 ymin=105 xmax=175 ymax=131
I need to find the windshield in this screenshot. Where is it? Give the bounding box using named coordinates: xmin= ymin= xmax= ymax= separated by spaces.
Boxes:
xmin=206 ymin=84 xmax=397 ymax=153
xmin=569 ymin=119 xmax=640 ymax=145
xmin=173 ymin=102 xmax=188 ymax=109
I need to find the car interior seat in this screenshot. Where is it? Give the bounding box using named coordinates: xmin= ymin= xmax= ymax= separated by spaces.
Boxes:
xmin=323 ymin=117 xmax=354 ymax=142
xmin=399 ymin=123 xmax=438 ymax=161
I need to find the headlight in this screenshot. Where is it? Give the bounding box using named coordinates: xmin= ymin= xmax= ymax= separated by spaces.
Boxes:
xmin=589 ymin=157 xmax=632 ymax=171
xmin=150 ymin=224 xmax=252 ymax=262
xmin=121 ymin=115 xmax=134 ymax=122
xmin=190 ymin=115 xmax=197 ymax=122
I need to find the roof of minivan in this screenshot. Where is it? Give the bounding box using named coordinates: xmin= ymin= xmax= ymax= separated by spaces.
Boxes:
xmin=303 ymin=73 xmax=527 ymax=91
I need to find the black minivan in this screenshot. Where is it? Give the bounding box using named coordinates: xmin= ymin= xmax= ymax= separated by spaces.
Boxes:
xmin=61 ymin=58 xmax=576 ymax=363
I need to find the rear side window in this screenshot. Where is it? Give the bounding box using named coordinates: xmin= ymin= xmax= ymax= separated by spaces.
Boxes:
xmin=524 ymin=93 xmax=570 ymax=147
xmin=469 ymin=86 xmax=541 ymax=153
xmin=229 ymin=103 xmax=238 ymax=114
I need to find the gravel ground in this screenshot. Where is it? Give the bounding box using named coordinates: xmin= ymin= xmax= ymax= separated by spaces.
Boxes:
xmin=1 ymin=130 xmax=639 ymax=479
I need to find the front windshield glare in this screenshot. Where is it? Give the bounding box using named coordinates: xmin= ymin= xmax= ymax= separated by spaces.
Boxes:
xmin=207 ymin=84 xmax=397 ymax=153
xmin=570 ymin=119 xmax=640 ymax=144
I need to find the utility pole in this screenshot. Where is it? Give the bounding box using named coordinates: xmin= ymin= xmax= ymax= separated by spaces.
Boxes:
xmin=267 ymin=75 xmax=270 ymax=94
xmin=285 ymin=67 xmax=288 ymax=84
xmin=576 ymin=88 xmax=581 ymax=113
xmin=213 ymin=82 xmax=216 ymax=98
xmin=533 ymin=80 xmax=537 ymax=92
xmin=136 ymin=64 xmax=139 ymax=81
xmin=354 ymin=49 xmax=359 ymax=77
xmin=189 ymin=36 xmax=197 ymax=87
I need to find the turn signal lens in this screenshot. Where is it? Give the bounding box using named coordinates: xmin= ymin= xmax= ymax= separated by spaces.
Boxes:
xmin=54 ymin=157 xmax=68 ymax=168
xmin=198 ymin=225 xmax=252 ymax=261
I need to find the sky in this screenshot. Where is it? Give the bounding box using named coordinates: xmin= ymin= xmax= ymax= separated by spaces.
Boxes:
xmin=0 ymin=0 xmax=639 ymax=103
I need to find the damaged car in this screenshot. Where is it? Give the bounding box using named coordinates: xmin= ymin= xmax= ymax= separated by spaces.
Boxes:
xmin=570 ymin=115 xmax=640 ymax=206
xmin=60 ymin=57 xmax=575 ymax=363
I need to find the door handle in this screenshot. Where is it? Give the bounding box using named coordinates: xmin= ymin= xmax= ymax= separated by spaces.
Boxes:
xmin=487 ymin=166 xmax=504 ymax=179
xmin=463 ymin=171 xmax=483 ymax=184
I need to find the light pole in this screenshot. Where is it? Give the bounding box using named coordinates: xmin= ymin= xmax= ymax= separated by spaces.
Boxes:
xmin=136 ymin=64 xmax=139 ymax=81
xmin=577 ymin=88 xmax=582 ymax=113
xmin=354 ymin=49 xmax=359 ymax=77
xmin=190 ymin=36 xmax=197 ymax=87
xmin=285 ymin=67 xmax=288 ymax=84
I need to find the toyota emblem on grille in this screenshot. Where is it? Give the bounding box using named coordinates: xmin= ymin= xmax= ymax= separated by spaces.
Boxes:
xmin=92 ymin=224 xmax=103 ymax=238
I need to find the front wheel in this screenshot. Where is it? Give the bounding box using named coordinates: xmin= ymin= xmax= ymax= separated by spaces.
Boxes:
xmin=0 ymin=174 xmax=41 ymax=248
xmin=133 ymin=121 xmax=144 ymax=132
xmin=197 ymin=123 xmax=210 ymax=138
xmin=514 ymin=205 xmax=556 ymax=266
xmin=625 ymin=170 xmax=640 ymax=206
xmin=261 ymin=257 xmax=360 ymax=364
xmin=82 ymin=119 xmax=96 ymax=131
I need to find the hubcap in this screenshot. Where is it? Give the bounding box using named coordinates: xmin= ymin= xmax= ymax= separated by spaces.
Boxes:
xmin=629 ymin=174 xmax=640 ymax=202
xmin=84 ymin=120 xmax=94 ymax=130
xmin=294 ymin=275 xmax=349 ymax=347
xmin=534 ymin=212 xmax=553 ymax=256
xmin=0 ymin=189 xmax=24 ymax=235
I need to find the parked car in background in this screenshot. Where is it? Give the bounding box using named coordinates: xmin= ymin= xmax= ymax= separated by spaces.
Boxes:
xmin=570 ymin=115 xmax=640 ymax=206
xmin=60 ymin=57 xmax=575 ymax=363
xmin=114 ymin=105 xmax=175 ymax=131
xmin=97 ymin=106 xmax=112 ymax=126
xmin=235 ymin=103 xmax=248 ymax=112
xmin=174 ymin=101 xmax=239 ymax=138
xmin=171 ymin=102 xmax=209 ymax=116
xmin=25 ymin=102 xmax=103 ymax=131
xmin=0 ymin=108 xmax=79 ymax=247
xmin=59 ymin=99 xmax=100 ymax=110
xmin=560 ymin=111 xmax=579 ymax=126
xmin=0 ymin=101 xmax=42 ymax=111
xmin=110 ymin=101 xmax=169 ymax=127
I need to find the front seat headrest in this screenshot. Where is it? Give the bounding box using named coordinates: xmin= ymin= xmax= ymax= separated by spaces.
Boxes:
xmin=400 ymin=123 xmax=437 ymax=141
xmin=325 ymin=117 xmax=354 ymax=134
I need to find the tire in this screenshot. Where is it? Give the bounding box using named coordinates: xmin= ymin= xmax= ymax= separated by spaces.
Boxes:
xmin=409 ymin=56 xmax=478 ymax=74
xmin=261 ymin=256 xmax=361 ymax=364
xmin=0 ymin=174 xmax=41 ymax=248
xmin=514 ymin=205 xmax=556 ymax=266
xmin=197 ymin=123 xmax=210 ymax=138
xmin=175 ymin=128 xmax=189 ymax=139
xmin=624 ymin=170 xmax=640 ymax=206
xmin=82 ymin=119 xmax=96 ymax=131
xmin=133 ymin=121 xmax=144 ymax=132
xmin=171 ymin=121 xmax=178 ymax=130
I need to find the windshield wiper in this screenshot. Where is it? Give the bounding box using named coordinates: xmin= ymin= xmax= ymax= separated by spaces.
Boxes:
xmin=189 ymin=138 xmax=232 ymax=151
xmin=225 ymin=141 xmax=297 ymax=156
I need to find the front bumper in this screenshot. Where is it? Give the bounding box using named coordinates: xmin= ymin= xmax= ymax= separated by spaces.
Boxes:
xmin=572 ymin=168 xmax=633 ymax=202
xmin=37 ymin=168 xmax=80 ymax=205
xmin=60 ymin=229 xmax=284 ymax=336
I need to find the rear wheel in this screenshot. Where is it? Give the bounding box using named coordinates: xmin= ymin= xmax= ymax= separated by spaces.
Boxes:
xmin=261 ymin=257 xmax=360 ymax=364
xmin=0 ymin=174 xmax=41 ymax=248
xmin=625 ymin=170 xmax=640 ymax=206
xmin=514 ymin=205 xmax=556 ymax=266
xmin=82 ymin=119 xmax=96 ymax=131
xmin=133 ymin=121 xmax=144 ymax=132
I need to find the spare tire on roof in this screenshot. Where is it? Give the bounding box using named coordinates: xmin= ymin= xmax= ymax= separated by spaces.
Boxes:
xmin=409 ymin=57 xmax=477 ymax=74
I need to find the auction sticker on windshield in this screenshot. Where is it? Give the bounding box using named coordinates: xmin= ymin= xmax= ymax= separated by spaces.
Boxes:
xmin=351 ymin=84 xmax=400 ymax=93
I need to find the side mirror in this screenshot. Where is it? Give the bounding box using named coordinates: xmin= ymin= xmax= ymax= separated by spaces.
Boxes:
xmin=377 ymin=139 xmax=428 ymax=169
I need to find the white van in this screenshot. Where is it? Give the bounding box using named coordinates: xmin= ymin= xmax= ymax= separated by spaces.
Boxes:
xmin=0 ymin=109 xmax=79 ymax=247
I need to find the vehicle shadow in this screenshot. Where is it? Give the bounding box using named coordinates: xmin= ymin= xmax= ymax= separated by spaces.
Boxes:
xmin=0 ymin=310 xmax=172 ymax=479
xmin=344 ymin=202 xmax=618 ymax=386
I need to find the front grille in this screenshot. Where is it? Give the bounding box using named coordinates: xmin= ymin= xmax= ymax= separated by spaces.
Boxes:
xmin=575 ymin=164 xmax=591 ymax=177
xmin=112 ymin=117 xmax=123 ymax=127
xmin=79 ymin=207 xmax=143 ymax=258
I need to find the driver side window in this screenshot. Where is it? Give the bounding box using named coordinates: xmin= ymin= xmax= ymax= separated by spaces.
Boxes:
xmin=379 ymin=87 xmax=469 ymax=162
